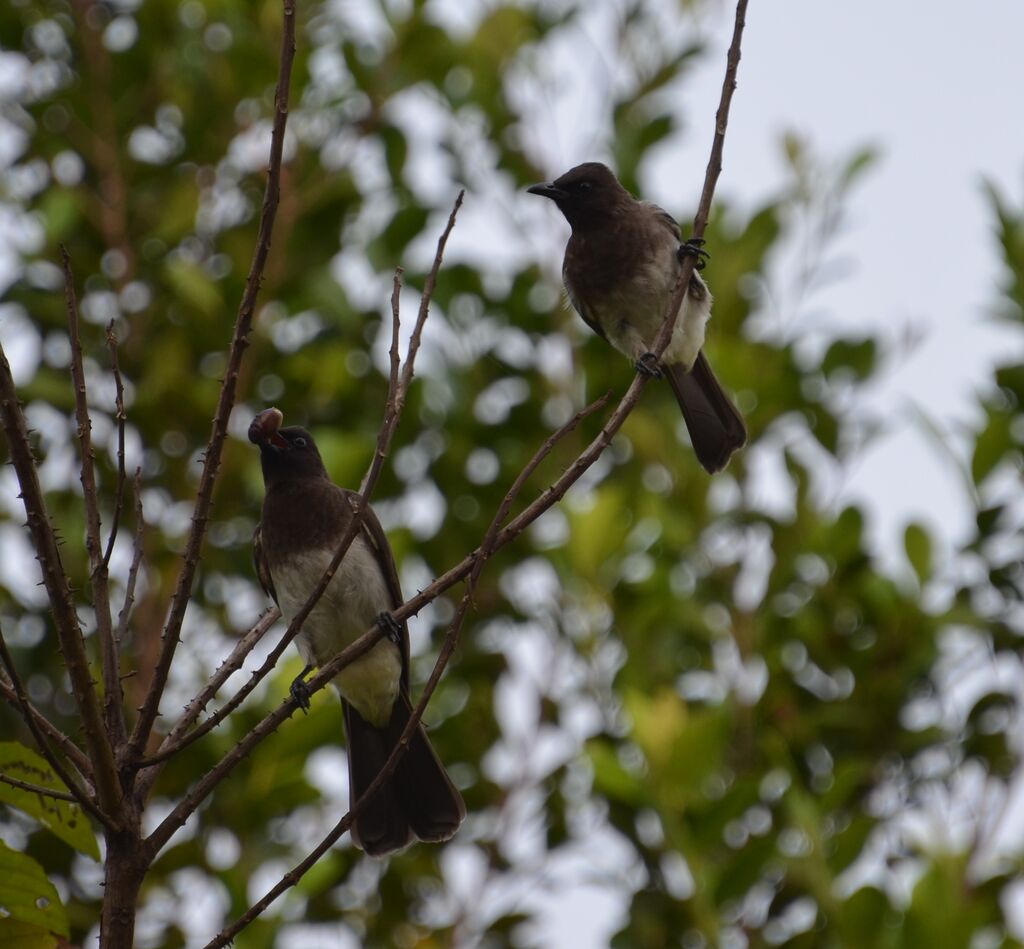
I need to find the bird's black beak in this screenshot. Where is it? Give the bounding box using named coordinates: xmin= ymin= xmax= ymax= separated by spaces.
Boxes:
xmin=248 ymin=407 xmax=288 ymax=451
xmin=527 ymin=182 xmax=566 ymax=201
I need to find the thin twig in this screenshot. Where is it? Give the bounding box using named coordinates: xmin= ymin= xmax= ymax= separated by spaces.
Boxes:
xmin=0 ymin=771 xmax=80 ymax=803
xmin=143 ymin=653 xmax=342 ymax=856
xmin=146 ymin=192 xmax=463 ymax=847
xmin=203 ymin=392 xmax=611 ymax=947
xmin=63 ymin=246 xmax=125 ymax=745
xmin=0 ymin=631 xmax=114 ymax=830
xmin=362 ymin=194 xmax=463 ymax=497
xmin=128 ymin=0 xmax=298 ymax=762
xmin=102 ymin=321 xmax=127 ymax=569
xmin=212 ymin=3 xmax=752 ymax=933
xmin=646 ymin=0 xmax=749 ymax=364
xmin=0 ymin=340 xmax=121 ymax=815
xmin=402 ymin=196 xmax=462 ymax=393
xmin=206 ymin=7 xmax=753 ymax=920
xmin=115 ymin=469 xmax=145 ymax=645
xmin=138 ymin=270 xmax=409 ymax=779
xmin=136 ymin=607 xmax=280 ymax=770
xmin=0 ymin=674 xmax=94 ymax=780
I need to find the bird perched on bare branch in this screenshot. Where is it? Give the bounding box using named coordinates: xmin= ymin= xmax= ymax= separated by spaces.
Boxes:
xmin=529 ymin=162 xmax=746 ymax=473
xmin=249 ymin=407 xmax=464 ymax=855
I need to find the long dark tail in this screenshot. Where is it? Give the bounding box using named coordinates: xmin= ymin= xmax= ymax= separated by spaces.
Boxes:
xmin=664 ymin=351 xmax=746 ymax=474
xmin=343 ymin=697 xmax=465 ymax=856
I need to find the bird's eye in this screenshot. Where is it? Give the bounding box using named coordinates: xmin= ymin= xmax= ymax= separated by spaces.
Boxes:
xmin=576 ymin=180 xmax=593 ymax=193
xmin=293 ymin=437 xmax=307 ymax=448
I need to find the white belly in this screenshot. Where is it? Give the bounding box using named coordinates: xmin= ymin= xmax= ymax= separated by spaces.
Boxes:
xmin=603 ymin=264 xmax=711 ymax=371
xmin=272 ymin=538 xmax=401 ymax=728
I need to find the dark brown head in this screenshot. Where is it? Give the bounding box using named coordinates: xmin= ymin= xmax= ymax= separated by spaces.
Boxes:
xmin=248 ymin=408 xmax=328 ymax=485
xmin=527 ymin=162 xmax=634 ymax=231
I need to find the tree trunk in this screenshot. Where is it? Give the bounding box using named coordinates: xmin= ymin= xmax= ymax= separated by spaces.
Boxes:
xmin=100 ymin=829 xmax=147 ymax=949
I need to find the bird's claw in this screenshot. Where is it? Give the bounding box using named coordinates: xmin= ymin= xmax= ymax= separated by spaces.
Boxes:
xmin=635 ymin=352 xmax=663 ymax=379
xmin=377 ymin=611 xmax=404 ymax=646
xmin=290 ymin=664 xmax=313 ymax=713
xmin=678 ymin=237 xmax=709 ymax=270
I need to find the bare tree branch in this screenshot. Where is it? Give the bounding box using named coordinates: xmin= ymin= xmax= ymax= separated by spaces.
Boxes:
xmin=0 ymin=630 xmax=114 ymax=830
xmin=141 ymin=192 xmax=463 ymax=823
xmin=202 ymin=391 xmax=612 ymax=946
xmin=128 ymin=0 xmax=298 ymax=761
xmin=135 ymin=606 xmax=280 ymax=773
xmin=647 ymin=0 xmax=749 ymax=364
xmin=0 ymin=341 xmax=121 ymax=815
xmin=0 ymin=674 xmax=94 ymax=780
xmin=0 ymin=771 xmax=80 ymax=803
xmin=63 ymin=246 xmax=125 ymax=746
xmin=102 ymin=320 xmax=128 ymax=569
xmin=204 ymin=3 xmax=751 ymax=929
xmin=115 ymin=470 xmax=145 ymax=645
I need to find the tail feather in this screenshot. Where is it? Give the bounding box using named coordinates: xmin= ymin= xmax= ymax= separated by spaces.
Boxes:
xmin=343 ymin=697 xmax=465 ymax=856
xmin=388 ymin=694 xmax=466 ymax=844
xmin=343 ymin=701 xmax=413 ymax=856
xmin=665 ymin=351 xmax=746 ymax=473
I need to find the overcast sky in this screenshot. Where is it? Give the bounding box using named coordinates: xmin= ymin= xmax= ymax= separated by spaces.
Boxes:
xmin=666 ymin=0 xmax=1024 ymax=566
xmin=3 ymin=2 xmax=1023 ymax=944
xmin=494 ymin=0 xmax=1024 ymax=581
xmin=511 ymin=1 xmax=1024 ymax=942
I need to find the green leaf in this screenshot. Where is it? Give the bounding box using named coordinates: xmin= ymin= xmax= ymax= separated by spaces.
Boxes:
xmin=0 ymin=841 xmax=68 ymax=940
xmin=903 ymin=522 xmax=932 ymax=585
xmin=587 ymin=740 xmax=644 ymax=806
xmin=0 ymin=918 xmax=61 ymax=949
xmin=821 ymin=338 xmax=877 ymax=382
xmin=0 ymin=743 xmax=99 ymax=860
xmin=839 ymin=146 xmax=880 ymax=191
xmin=971 ymin=410 xmax=1013 ymax=483
xmin=566 ymin=485 xmax=630 ymax=580
xmin=163 ymin=257 xmax=223 ymax=317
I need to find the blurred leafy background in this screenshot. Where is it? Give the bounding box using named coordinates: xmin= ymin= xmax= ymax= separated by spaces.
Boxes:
xmin=1 ymin=0 xmax=1023 ymax=946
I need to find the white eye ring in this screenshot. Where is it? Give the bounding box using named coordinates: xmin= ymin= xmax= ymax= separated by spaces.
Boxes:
xmin=293 ymin=437 xmax=307 ymax=448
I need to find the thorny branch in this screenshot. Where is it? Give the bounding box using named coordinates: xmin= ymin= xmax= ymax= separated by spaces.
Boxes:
xmin=128 ymin=0 xmax=299 ymax=761
xmin=0 ymin=675 xmax=94 ymax=780
xmin=63 ymin=247 xmax=125 ymax=745
xmin=206 ymin=0 xmax=750 ymax=934
xmin=137 ymin=608 xmax=280 ymax=769
xmin=114 ymin=470 xmax=145 ymax=645
xmin=0 ymin=337 xmax=121 ymax=817
xmin=102 ymin=321 xmax=128 ymax=569
xmin=0 ymin=632 xmax=112 ymax=829
xmin=203 ymin=392 xmax=612 ymax=948
xmin=0 ymin=771 xmax=80 ymax=803
xmin=146 ymin=193 xmax=463 ymax=842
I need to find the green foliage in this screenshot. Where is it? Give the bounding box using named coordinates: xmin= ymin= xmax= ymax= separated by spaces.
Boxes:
xmin=0 ymin=1 xmax=1022 ymax=947
xmin=0 ymin=840 xmax=68 ymax=947
xmin=0 ymin=743 xmax=99 ymax=860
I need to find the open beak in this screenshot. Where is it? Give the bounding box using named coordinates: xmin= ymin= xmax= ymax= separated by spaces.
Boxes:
xmin=248 ymin=407 xmax=288 ymax=450
xmin=527 ymin=182 xmax=566 ymax=201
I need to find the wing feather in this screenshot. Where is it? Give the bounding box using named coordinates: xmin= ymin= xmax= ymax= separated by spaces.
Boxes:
xmin=252 ymin=522 xmax=278 ymax=604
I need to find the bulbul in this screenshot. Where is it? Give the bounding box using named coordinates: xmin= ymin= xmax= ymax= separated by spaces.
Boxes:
xmin=249 ymin=407 xmax=465 ymax=855
xmin=528 ymin=162 xmax=746 ymax=473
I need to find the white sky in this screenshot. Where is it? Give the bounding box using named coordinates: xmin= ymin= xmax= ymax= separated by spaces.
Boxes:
xmin=486 ymin=0 xmax=1024 ymax=576
xmin=5 ymin=2 xmax=1024 ymax=945
xmin=660 ymin=0 xmax=1024 ymax=565
xmin=508 ymin=2 xmax=1024 ymax=944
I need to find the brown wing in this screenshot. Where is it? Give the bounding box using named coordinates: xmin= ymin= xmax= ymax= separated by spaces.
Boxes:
xmin=643 ymin=201 xmax=682 ymax=241
xmin=252 ymin=522 xmax=277 ymax=604
xmin=341 ymin=490 xmax=412 ymax=687
xmin=562 ymin=241 xmax=609 ymax=343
